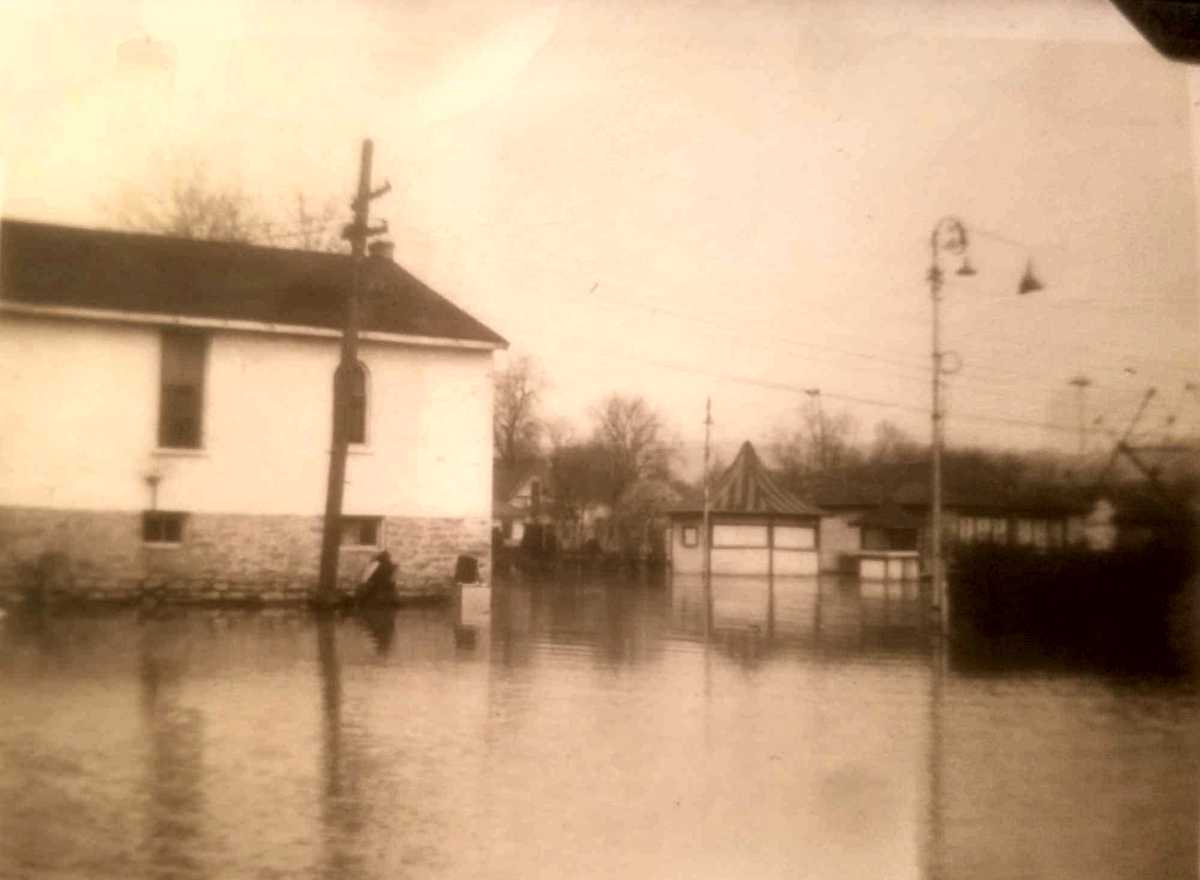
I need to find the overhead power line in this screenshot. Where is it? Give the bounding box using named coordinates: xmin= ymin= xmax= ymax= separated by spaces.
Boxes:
xmin=570 ymin=285 xmax=1199 ymax=403
xmin=588 ymin=344 xmax=1082 ymax=436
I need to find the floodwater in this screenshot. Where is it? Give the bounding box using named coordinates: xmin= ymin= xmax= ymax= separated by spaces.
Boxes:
xmin=0 ymin=575 xmax=1196 ymax=880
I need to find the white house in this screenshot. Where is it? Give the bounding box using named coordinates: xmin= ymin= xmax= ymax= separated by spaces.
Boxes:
xmin=0 ymin=218 xmax=505 ymax=601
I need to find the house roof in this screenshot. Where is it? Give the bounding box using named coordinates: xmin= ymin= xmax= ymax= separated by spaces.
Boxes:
xmin=0 ymin=218 xmax=506 ymax=348
xmin=812 ymin=461 xmax=1088 ymax=515
xmin=675 ymin=441 xmax=823 ymax=516
xmin=850 ymin=500 xmax=922 ymax=531
xmin=493 ymin=458 xmax=549 ymax=503
xmin=492 ymin=500 xmax=526 ymax=520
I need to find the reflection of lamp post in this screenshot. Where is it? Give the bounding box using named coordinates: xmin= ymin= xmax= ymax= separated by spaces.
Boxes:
xmin=926 ymin=217 xmax=1042 ymax=631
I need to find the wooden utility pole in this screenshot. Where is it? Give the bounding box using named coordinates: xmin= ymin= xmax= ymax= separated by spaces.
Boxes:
xmin=317 ymin=139 xmax=390 ymax=604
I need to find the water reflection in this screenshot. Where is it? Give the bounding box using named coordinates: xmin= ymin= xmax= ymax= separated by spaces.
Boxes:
xmin=140 ymin=623 xmax=208 ymax=880
xmin=668 ymin=574 xmax=932 ymax=663
xmin=316 ymin=614 xmax=368 ymax=880
xmin=0 ymin=576 xmax=1194 ymax=879
xmin=351 ymin=607 xmax=397 ymax=656
xmin=453 ymin=584 xmax=492 ymax=653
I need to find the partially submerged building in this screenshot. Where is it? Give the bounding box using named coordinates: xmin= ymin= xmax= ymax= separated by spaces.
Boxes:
xmin=669 ymin=441 xmax=824 ymax=576
xmin=814 ymin=462 xmax=1090 ymax=578
xmin=0 ymin=219 xmax=506 ymax=601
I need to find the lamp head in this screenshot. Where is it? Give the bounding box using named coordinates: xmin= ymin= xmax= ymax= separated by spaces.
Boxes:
xmin=1017 ymin=260 xmax=1043 ymax=295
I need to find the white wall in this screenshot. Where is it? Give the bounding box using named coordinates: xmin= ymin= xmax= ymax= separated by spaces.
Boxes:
xmin=0 ymin=317 xmax=158 ymax=511
xmin=772 ymin=549 xmax=819 ymax=576
xmin=671 ymin=521 xmax=703 ymax=572
xmin=0 ymin=314 xmax=494 ymax=519
xmin=671 ymin=519 xmax=819 ymax=575
xmin=818 ymin=513 xmax=860 ymax=571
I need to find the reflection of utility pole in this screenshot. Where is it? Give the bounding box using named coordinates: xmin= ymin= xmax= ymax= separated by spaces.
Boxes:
xmin=1069 ymin=375 xmax=1092 ymax=459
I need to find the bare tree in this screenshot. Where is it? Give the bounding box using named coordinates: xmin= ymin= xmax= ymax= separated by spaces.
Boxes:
xmin=113 ymin=163 xmax=268 ymax=243
xmin=591 ymin=394 xmax=676 ymax=506
xmin=547 ymin=394 xmax=678 ymax=557
xmin=543 ymin=416 xmax=576 ymax=453
xmin=494 ymin=356 xmax=545 ymax=464
xmin=547 ymin=439 xmax=609 ymax=544
xmin=773 ymin=401 xmax=860 ymax=489
xmin=281 ymin=193 xmax=344 ymax=253
xmin=869 ymin=420 xmax=923 ymax=464
xmin=111 ymin=161 xmax=345 ymax=252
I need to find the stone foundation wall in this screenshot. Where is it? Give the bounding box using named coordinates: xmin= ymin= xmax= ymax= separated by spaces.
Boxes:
xmin=0 ymin=506 xmax=491 ymax=604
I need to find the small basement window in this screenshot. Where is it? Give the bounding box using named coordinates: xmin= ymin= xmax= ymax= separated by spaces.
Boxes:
xmin=681 ymin=525 xmax=699 ymax=547
xmin=143 ymin=511 xmax=186 ymax=544
xmin=341 ymin=516 xmax=382 ymax=548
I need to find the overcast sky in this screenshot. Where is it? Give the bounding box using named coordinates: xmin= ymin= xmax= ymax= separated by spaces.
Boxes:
xmin=2 ymin=0 xmax=1198 ymax=471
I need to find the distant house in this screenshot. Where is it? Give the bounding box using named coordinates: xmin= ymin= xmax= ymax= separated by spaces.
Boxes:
xmin=1081 ymin=485 xmax=1193 ymax=551
xmin=670 ymin=441 xmax=825 ymax=576
xmin=0 ymin=219 xmax=506 ymax=600
xmin=492 ymin=458 xmax=552 ymax=548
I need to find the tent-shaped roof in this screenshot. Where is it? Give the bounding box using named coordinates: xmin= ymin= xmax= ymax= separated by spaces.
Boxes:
xmin=677 ymin=441 xmax=823 ymax=516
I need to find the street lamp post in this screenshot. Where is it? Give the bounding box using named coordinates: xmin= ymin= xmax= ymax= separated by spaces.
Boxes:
xmin=927 ymin=217 xmax=971 ymax=633
xmin=926 ymin=217 xmax=1042 ymax=632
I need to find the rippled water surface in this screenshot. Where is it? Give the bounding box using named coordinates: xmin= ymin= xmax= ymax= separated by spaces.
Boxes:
xmin=1 ymin=575 xmax=1196 ymax=879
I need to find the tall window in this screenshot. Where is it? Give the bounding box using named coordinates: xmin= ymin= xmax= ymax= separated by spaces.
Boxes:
xmin=336 ymin=361 xmax=368 ymax=445
xmin=159 ymin=331 xmax=207 ymax=449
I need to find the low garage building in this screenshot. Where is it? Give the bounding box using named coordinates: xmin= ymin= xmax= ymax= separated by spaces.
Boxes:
xmin=669 ymin=441 xmax=824 ymax=576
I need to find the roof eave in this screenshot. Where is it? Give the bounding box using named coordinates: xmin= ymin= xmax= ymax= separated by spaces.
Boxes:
xmin=0 ymin=300 xmax=506 ymax=351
